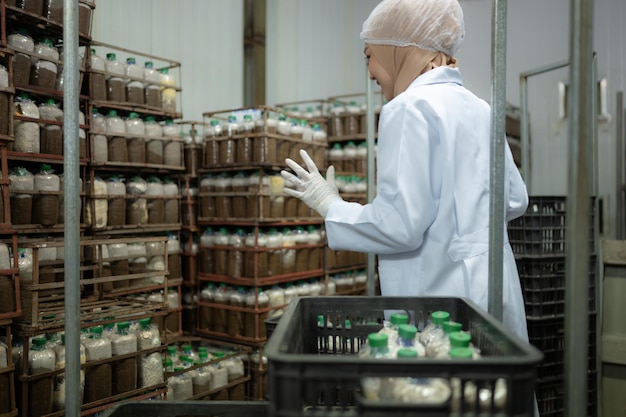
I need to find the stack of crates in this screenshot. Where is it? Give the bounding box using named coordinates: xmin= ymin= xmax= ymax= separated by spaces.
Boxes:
xmin=508 ymin=196 xmax=598 ymax=416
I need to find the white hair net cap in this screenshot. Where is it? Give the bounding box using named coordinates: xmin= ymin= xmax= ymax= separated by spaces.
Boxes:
xmin=360 ymin=0 xmax=465 ymax=56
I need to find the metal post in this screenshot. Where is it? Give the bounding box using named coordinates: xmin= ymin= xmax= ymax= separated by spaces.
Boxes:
xmin=565 ymin=0 xmax=593 ymax=414
xmin=615 ymin=92 xmax=623 ymax=239
xmin=63 ymin=0 xmax=81 ymax=416
xmin=365 ymin=65 xmax=376 ymax=296
xmin=488 ymin=0 xmax=507 ymax=322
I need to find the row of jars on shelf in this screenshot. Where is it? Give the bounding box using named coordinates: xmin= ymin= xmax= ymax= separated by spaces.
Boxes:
xmin=11 ymin=317 xmax=162 ymax=415
xmin=197 ymin=225 xmax=324 ymax=278
xmin=8 ymin=29 xmax=66 ymax=91
xmin=90 ymin=49 xmax=177 ymax=112
xmin=12 ymin=94 xmax=87 ymax=155
xmin=87 ymin=175 xmax=180 ymax=229
xmin=6 ymin=0 xmax=93 ymax=35
xmin=92 ymin=109 xmax=183 ymax=167
xmin=164 ymin=341 xmax=246 ymax=401
xmin=203 ymin=114 xmax=327 ymax=167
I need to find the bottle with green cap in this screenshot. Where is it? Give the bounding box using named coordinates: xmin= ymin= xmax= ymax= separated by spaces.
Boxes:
xmin=8 ymin=29 xmax=34 ymax=85
xmin=168 ymin=366 xmax=193 ymax=400
xmin=28 ymin=336 xmax=56 ymax=415
xmin=110 ymin=321 xmax=138 ymax=394
xmin=83 ymin=326 xmax=113 ymax=403
xmin=105 ymin=52 xmax=126 ymax=102
xmin=419 ymin=310 xmax=450 ymax=347
xmin=13 ymin=93 xmax=40 ymax=153
xmin=31 ymin=37 xmax=59 ymax=89
xmin=125 ymin=57 xmax=145 ymax=105
xmin=143 ymin=61 xmax=161 ymax=107
xmin=89 ymin=49 xmax=107 ymax=100
xmin=427 ymin=320 xmax=463 ymax=358
xmin=163 ymin=118 xmax=182 ymax=167
xmin=192 ymin=352 xmax=212 ymax=394
xmin=209 ymin=351 xmax=229 ymax=391
xmin=159 ymin=67 xmax=177 ymax=112
xmin=38 ymin=98 xmax=63 ymax=156
xmin=33 ymin=163 xmax=60 ymax=226
xmin=137 ymin=317 xmax=161 ymax=349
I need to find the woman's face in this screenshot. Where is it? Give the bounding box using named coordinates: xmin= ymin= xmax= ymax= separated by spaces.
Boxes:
xmin=365 ymin=46 xmax=393 ymax=101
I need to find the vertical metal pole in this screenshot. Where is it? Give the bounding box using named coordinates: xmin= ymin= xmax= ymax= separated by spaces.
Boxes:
xmin=63 ymin=0 xmax=81 ymax=416
xmin=615 ymin=92 xmax=623 ymax=239
xmin=365 ymin=65 xmax=376 ymax=296
xmin=488 ymin=0 xmax=507 ymax=322
xmin=520 ymin=74 xmax=531 ymax=192
xmin=565 ymin=0 xmax=592 ymax=414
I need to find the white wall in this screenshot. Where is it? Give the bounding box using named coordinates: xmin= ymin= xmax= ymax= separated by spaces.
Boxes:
xmin=92 ymin=0 xmax=626 ymax=237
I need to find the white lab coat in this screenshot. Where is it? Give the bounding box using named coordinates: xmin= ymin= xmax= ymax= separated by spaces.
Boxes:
xmin=325 ymin=66 xmax=530 ymax=342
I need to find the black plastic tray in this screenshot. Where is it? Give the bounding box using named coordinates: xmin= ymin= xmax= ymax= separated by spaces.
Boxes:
xmin=265 ymin=296 xmax=543 ymax=417
xmin=102 ymin=400 xmax=269 ymax=417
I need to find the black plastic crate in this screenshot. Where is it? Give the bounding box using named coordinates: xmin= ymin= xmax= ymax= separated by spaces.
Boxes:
xmin=518 ymin=255 xmax=597 ymax=319
xmin=265 ymin=296 xmax=543 ymax=417
xmin=102 ymin=401 xmax=269 ymax=417
xmin=527 ymin=314 xmax=597 ymax=358
xmin=534 ymin=372 xmax=598 ymax=417
xmin=508 ymin=196 xmax=595 ymax=256
xmin=265 ymin=315 xmax=282 ymax=341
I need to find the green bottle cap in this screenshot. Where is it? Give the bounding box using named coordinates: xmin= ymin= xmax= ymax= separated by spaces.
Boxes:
xmin=449 ymin=331 xmax=472 ymax=348
xmin=32 ymin=337 xmax=47 ymax=347
xmin=126 ymin=57 xmax=136 ymax=65
xmin=139 ymin=317 xmax=152 ymax=327
xmin=449 ymin=347 xmax=473 ymax=359
xmin=431 ymin=311 xmax=450 ymax=325
xmin=106 ymin=53 xmax=116 ymax=61
xmin=117 ymin=321 xmax=130 ymax=331
xmin=398 ymin=324 xmax=418 ymax=341
xmin=89 ymin=326 xmax=103 ymax=334
xmin=396 ymin=348 xmax=418 ymax=358
xmin=390 ymin=313 xmax=409 ymax=326
xmin=128 ymin=111 xmax=139 ymax=119
xmin=368 ymin=333 xmax=388 ymax=348
xmin=167 ymin=345 xmax=177 ymax=354
xmin=443 ymin=321 xmax=463 ymax=334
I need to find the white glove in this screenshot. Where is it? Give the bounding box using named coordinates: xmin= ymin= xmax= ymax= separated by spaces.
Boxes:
xmin=281 ymin=149 xmax=343 ymax=217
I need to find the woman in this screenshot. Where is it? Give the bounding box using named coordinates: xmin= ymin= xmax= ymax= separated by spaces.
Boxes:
xmin=281 ymin=0 xmax=529 ymax=343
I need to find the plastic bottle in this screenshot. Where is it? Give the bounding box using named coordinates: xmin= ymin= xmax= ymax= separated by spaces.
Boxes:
xmin=162 ymin=178 xmax=180 ymax=225
xmin=9 ymin=166 xmax=34 ymax=225
xmin=53 ymin=334 xmax=86 ymax=411
xmin=168 ymin=367 xmax=193 ymax=400
xmin=105 ymin=53 xmax=125 ymax=102
xmin=204 ymin=119 xmax=221 ymax=166
xmin=159 ymin=67 xmax=177 ymax=112
xmin=245 ymin=288 xmax=269 ymax=339
xmin=199 ymin=283 xmax=216 ymax=332
xmin=231 ymin=171 xmax=248 ymax=218
xmin=144 ymin=116 xmax=164 ymax=165
xmin=343 ymin=141 xmax=357 ymax=172
xmin=266 ymin=228 xmax=283 ymax=276
xmin=89 ymin=49 xmax=107 ymax=100
xmin=329 ymin=102 xmax=345 ymax=137
xmin=329 ymin=143 xmax=344 ymax=172
xmin=143 ymin=61 xmax=161 ymax=108
xmin=192 ymin=352 xmax=212 ymax=395
xmin=218 ymin=115 xmax=237 ymax=164
xmin=228 ymin=286 xmax=247 ymax=337
xmin=306 ymin=225 xmax=322 ymax=270
xmin=14 ymin=93 xmax=41 ymax=153
xmin=91 ymin=108 xmax=108 ymax=162
xmin=213 ymin=283 xmax=231 ymax=334
xmin=28 ymin=337 xmax=55 ymax=416
xmin=146 ymin=176 xmax=165 ymax=224
xmin=163 ymin=119 xmax=182 ymax=167
xmin=228 ymin=228 xmax=246 ymax=278
xmin=32 ymin=164 xmax=60 ymax=226
xmin=83 ymin=326 xmax=113 ymax=403
xmin=106 ymin=176 xmax=126 ymax=226
xmin=281 ymin=227 xmax=296 ymax=274
xmin=237 ymin=114 xmax=254 ymax=163
xmin=209 ymin=352 xmax=229 ymax=391
xmin=214 ymin=173 xmax=232 ymax=219
xmin=426 ymin=320 xmax=463 ymax=358
xmin=110 ymin=321 xmax=138 ymax=394
xmin=419 ymin=310 xmax=450 ymax=348
xmin=38 ymin=99 xmax=63 ymax=155
xmin=266 ymin=285 xmax=285 ymax=318
xmin=29 ymin=37 xmax=58 ymax=89
xmin=8 ymin=29 xmax=35 ymax=85
xmin=125 ymin=57 xmax=144 ymax=105
xmin=276 ymin=115 xmax=291 ymax=162
xmin=85 ymin=177 xmax=107 ymax=228
xmin=389 ymin=349 xmax=452 ymax=404
xmin=126 ymin=176 xmax=148 ymax=225
xmin=105 ymin=110 xmax=127 ymax=162
xmin=360 ymin=333 xmax=394 ymax=401
xmin=356 ymin=141 xmax=367 ymax=172
xmin=126 ymin=112 xmax=146 ymax=164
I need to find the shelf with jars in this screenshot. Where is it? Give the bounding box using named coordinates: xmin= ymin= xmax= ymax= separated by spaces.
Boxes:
xmin=0 ymin=234 xmax=21 ymax=321
xmin=12 ymin=314 xmax=169 ymax=417
xmin=0 ymin=318 xmax=17 ymax=417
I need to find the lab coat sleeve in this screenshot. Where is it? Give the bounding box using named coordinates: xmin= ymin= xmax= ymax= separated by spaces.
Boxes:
xmin=505 ymin=143 xmax=528 ymax=221
xmin=325 ymin=101 xmax=440 ymax=255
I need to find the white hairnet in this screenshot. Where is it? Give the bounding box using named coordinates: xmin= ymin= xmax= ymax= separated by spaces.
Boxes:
xmin=360 ymin=0 xmax=465 ymax=57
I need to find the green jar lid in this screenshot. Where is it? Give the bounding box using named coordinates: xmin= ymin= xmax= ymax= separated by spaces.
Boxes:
xmin=128 ymin=111 xmax=139 ymax=119
xmin=117 ymin=321 xmax=130 ymax=331
xmin=398 ymin=324 xmax=417 ymax=340
xmin=443 ymin=321 xmax=463 ymax=334
xmin=139 ymin=317 xmax=151 ymax=327
xmin=106 ymin=53 xmax=116 ymax=60
xmin=167 ymin=345 xmax=177 ymax=354
xmin=144 ymin=61 xmax=154 ymax=68
xmin=107 ymin=110 xmax=118 ymax=117
xmin=449 ymin=347 xmax=473 ymax=359
xmin=89 ymin=326 xmax=103 ymax=334
xmin=214 ymin=351 xmax=225 ymax=358
xmin=126 ymin=57 xmax=136 ymax=65
xmin=449 ymin=331 xmax=472 ymax=348
xmin=390 ymin=313 xmax=409 ymax=326
xmin=396 ymin=348 xmax=418 ymax=358
xmin=431 ymin=311 xmax=450 ymax=325
xmin=368 ymin=333 xmax=388 ymax=349
xmin=197 ymin=346 xmax=208 ymax=353
xmin=32 ymin=337 xmax=47 ymax=347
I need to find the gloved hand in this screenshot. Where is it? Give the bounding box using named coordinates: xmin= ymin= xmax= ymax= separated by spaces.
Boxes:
xmin=281 ymin=149 xmax=343 ymax=217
